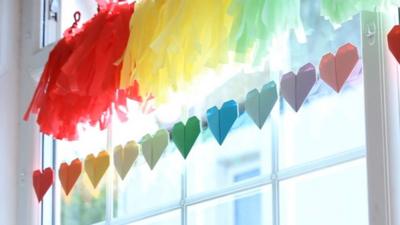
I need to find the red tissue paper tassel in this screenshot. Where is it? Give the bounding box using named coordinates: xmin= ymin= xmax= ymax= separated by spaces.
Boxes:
xmin=24 ymin=1 xmax=141 ymax=141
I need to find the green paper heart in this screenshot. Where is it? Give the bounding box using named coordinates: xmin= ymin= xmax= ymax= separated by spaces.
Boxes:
xmin=172 ymin=116 xmax=201 ymax=159
xmin=141 ymin=129 xmax=169 ymax=170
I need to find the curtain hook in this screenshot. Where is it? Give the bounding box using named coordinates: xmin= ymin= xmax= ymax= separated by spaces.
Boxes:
xmin=72 ymin=11 xmax=81 ymax=27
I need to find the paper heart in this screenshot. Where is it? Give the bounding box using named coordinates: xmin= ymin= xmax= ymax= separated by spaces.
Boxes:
xmin=280 ymin=63 xmax=316 ymax=112
xmin=32 ymin=167 xmax=54 ymax=202
xmin=172 ymin=116 xmax=201 ymax=159
xmin=207 ymin=100 xmax=238 ymax=145
xmin=245 ymin=81 xmax=277 ymax=129
xmin=141 ymin=129 xmax=169 ymax=170
xmin=319 ymin=43 xmax=359 ymax=92
xmin=84 ymin=151 xmax=110 ymax=188
xmin=59 ymin=158 xmax=82 ymax=195
xmin=114 ymin=141 xmax=139 ymax=180
xmin=388 ymin=25 xmax=400 ymax=64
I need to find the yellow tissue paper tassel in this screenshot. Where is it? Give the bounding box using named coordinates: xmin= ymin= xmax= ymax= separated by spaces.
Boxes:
xmin=121 ymin=0 xmax=233 ymax=103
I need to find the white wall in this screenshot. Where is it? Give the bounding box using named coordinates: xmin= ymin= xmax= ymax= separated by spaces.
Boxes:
xmin=0 ymin=0 xmax=20 ymax=224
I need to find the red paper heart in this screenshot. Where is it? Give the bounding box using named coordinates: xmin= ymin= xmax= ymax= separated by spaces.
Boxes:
xmin=59 ymin=158 xmax=82 ymax=196
xmin=32 ymin=167 xmax=54 ymax=202
xmin=319 ymin=43 xmax=359 ymax=92
xmin=388 ymin=25 xmax=400 ymax=64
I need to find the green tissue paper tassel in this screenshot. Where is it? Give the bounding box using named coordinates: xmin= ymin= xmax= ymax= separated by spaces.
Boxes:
xmin=228 ymin=0 xmax=302 ymax=64
xmin=321 ymin=0 xmax=400 ymax=25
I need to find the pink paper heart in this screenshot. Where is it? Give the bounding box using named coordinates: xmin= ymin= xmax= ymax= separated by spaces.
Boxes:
xmin=319 ymin=43 xmax=359 ymax=92
xmin=280 ymin=63 xmax=317 ymax=112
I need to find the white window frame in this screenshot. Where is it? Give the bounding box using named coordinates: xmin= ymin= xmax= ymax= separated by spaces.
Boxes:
xmin=0 ymin=0 xmax=7 ymax=78
xmin=361 ymin=10 xmax=400 ymax=225
xmin=17 ymin=1 xmax=400 ymax=225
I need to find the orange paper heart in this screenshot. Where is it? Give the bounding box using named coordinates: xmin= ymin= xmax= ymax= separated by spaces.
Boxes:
xmin=319 ymin=43 xmax=359 ymax=92
xmin=59 ymin=158 xmax=82 ymax=195
xmin=84 ymin=151 xmax=110 ymax=188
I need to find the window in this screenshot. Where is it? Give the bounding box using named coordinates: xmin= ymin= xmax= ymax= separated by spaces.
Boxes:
xmin=36 ymin=0 xmax=371 ymax=225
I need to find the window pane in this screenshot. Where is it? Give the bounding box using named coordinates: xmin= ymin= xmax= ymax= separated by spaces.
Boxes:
xmin=127 ymin=210 xmax=181 ymax=225
xmin=187 ymin=186 xmax=273 ymax=225
xmin=56 ymin=127 xmax=108 ymax=225
xmin=113 ymin=148 xmax=183 ymax=218
xmin=42 ymin=135 xmax=55 ymax=225
xmin=42 ymin=0 xmax=59 ymax=46
xmin=186 ymin=113 xmax=273 ymax=196
xmin=279 ymin=159 xmax=368 ymax=225
xmin=278 ymin=0 xmax=365 ymax=168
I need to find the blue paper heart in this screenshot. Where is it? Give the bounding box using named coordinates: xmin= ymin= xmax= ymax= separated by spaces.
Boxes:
xmin=207 ymin=100 xmax=238 ymax=145
xmin=245 ymin=81 xmax=278 ymax=129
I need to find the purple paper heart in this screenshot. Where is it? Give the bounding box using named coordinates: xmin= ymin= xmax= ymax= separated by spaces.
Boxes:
xmin=280 ymin=63 xmax=316 ymax=112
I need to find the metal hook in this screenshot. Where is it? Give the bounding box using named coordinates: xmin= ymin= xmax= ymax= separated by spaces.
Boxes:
xmin=366 ymin=22 xmax=376 ymax=46
xmin=74 ymin=11 xmax=81 ymax=23
xmin=72 ymin=11 xmax=81 ymax=27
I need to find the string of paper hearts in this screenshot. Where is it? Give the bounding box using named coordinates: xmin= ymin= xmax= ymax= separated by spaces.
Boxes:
xmin=32 ymin=42 xmax=361 ymax=202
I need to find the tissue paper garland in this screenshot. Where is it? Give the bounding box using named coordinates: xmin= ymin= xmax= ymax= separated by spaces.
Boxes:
xmin=228 ymin=0 xmax=302 ymax=64
xmin=26 ymin=0 xmax=397 ymax=141
xmin=320 ymin=0 xmax=400 ymax=25
xmin=120 ymin=0 xmax=233 ymax=102
xmin=24 ymin=1 xmax=141 ymax=141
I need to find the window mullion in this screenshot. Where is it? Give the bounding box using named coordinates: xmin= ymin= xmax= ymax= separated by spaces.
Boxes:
xmin=106 ymin=127 xmax=114 ymax=224
xmin=271 ymin=96 xmax=280 ymax=225
xmin=181 ymin=164 xmax=188 ymax=225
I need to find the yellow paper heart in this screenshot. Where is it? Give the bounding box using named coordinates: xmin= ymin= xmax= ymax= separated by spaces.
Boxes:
xmin=114 ymin=141 xmax=139 ymax=180
xmin=84 ymin=150 xmax=110 ymax=188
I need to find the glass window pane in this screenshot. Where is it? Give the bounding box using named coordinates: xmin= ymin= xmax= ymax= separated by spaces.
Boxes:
xmin=127 ymin=210 xmax=181 ymax=225
xmin=42 ymin=135 xmax=55 ymax=225
xmin=56 ymin=127 xmax=108 ymax=225
xmin=278 ymin=0 xmax=365 ymax=168
xmin=186 ymin=113 xmax=273 ymax=196
xmin=42 ymin=0 xmax=59 ymax=46
xmin=280 ymin=159 xmax=368 ymax=225
xmin=188 ymin=186 xmax=273 ymax=225
xmin=113 ymin=147 xmax=183 ymax=218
